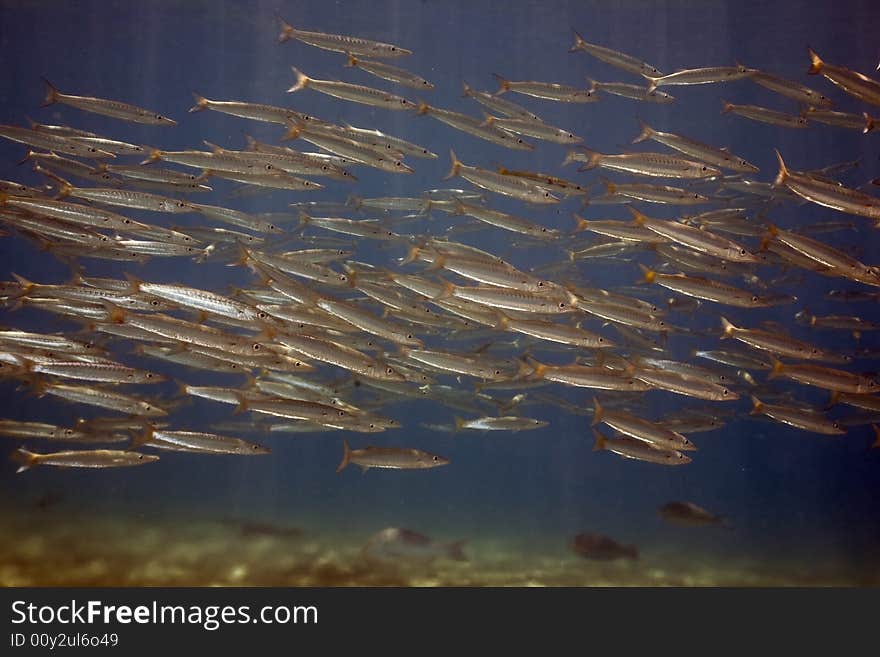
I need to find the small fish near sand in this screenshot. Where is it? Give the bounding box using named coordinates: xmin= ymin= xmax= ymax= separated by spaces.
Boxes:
xmin=658 ymin=501 xmax=727 ymax=527
xmin=362 ymin=527 xmax=468 ymax=562
xmin=571 ymin=532 xmax=639 ymax=561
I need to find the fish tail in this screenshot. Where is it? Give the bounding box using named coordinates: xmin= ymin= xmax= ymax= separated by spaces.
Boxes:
xmin=139 ymin=148 xmax=162 ymax=165
xmin=233 ymin=394 xmax=250 ymax=416
xmin=638 ymin=263 xmax=656 ymax=285
xmin=9 ymin=272 xmax=36 ymax=299
xmin=40 ymin=77 xmax=60 ymax=107
xmin=576 ymin=148 xmax=602 ymax=170
xmin=720 ymin=98 xmax=734 ymax=114
xmin=461 ymin=81 xmax=472 ymax=98
xmin=433 ymin=278 xmax=455 ymax=299
xmin=188 ymin=92 xmax=209 ymax=113
xmin=628 ymin=206 xmax=647 ymax=226
xmin=772 ymin=150 xmax=789 ymax=187
xmin=561 ymin=149 xmax=579 ymax=167
xmin=447 ymin=540 xmax=468 ymax=561
xmin=768 ymin=357 xmax=785 ymax=380
xmin=297 ymin=210 xmax=312 ymax=231
xmin=591 ymin=428 xmax=607 ymax=452
xmin=720 ymin=316 xmax=737 ymax=338
xmin=632 ymin=119 xmax=654 ymax=144
xmin=521 ymin=354 xmax=546 ymax=380
xmin=749 ymin=395 xmax=765 ymax=415
xmin=344 ymin=53 xmax=358 ymax=67
xmin=863 ymin=113 xmax=875 ymax=134
xmin=871 ymin=425 xmax=880 ymax=449
xmin=444 ymin=149 xmax=461 ymax=180
xmin=276 ymin=14 xmax=295 ymax=43
xmin=281 ymin=123 xmax=300 ymax=141
xmin=123 ymin=272 xmax=143 ymax=294
xmin=287 ymin=67 xmax=310 ymax=93
xmin=590 ymin=397 xmax=604 ymax=426
xmin=336 ymin=440 xmax=351 ymax=474
xmin=568 ymin=28 xmax=587 ymax=53
xmin=400 ymin=244 xmax=423 ymax=265
xmin=571 ymin=213 xmax=589 ymax=233
xmin=807 ymin=47 xmax=823 ymax=75
xmin=453 ymin=417 xmax=465 ymax=433
xmin=492 ymin=73 xmax=511 ymax=95
xmin=416 ymin=101 xmax=431 ymax=116
xmin=645 ymin=77 xmax=660 ymax=93
xmin=128 ymin=425 xmax=154 ymax=450
xmin=10 ymin=447 xmax=40 ymax=474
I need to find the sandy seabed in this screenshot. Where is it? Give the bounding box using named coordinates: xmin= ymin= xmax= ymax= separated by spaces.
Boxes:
xmin=1 ymin=508 xmax=875 ymax=587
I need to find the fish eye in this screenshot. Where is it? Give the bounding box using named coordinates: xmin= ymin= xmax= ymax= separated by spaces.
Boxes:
xmin=598 ymin=337 xmax=604 ymax=343
xmin=701 ymin=166 xmax=708 ymax=172
xmin=722 ymin=389 xmax=729 ymax=396
xmin=369 ymin=423 xmax=376 ymax=429
xmin=337 ymin=410 xmax=346 ymax=417
xmin=432 ymin=455 xmax=439 ymax=462
xmin=258 ymin=312 xmax=268 ymax=319
xmin=751 ymin=295 xmax=759 ymax=302
xmin=145 ymin=372 xmax=153 ymax=378
xmin=739 ymin=249 xmax=746 ymax=255
xmin=659 ymin=320 xmax=665 ymax=326
xmin=386 ymin=366 xmax=394 ymax=374
xmin=252 ymin=343 xmax=261 ymax=351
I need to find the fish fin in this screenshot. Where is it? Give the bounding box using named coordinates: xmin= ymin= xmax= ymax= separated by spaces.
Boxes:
xmin=719 ymin=316 xmax=737 ymax=338
xmin=590 ymin=397 xmax=604 ymax=426
xmin=575 ymin=147 xmax=602 ymax=170
xmin=749 ymin=395 xmax=765 ymax=416
xmin=233 ymin=394 xmax=250 ymax=416
xmin=645 ymin=77 xmax=660 ymax=93
xmin=767 ymin=357 xmax=785 ymax=380
xmin=568 ymin=28 xmax=587 ymax=53
xmin=276 ymin=14 xmax=295 ymax=43
xmin=344 ymin=53 xmax=358 ymax=67
xmin=863 ymin=113 xmax=875 ymax=135
xmin=297 ymin=210 xmax=312 ymax=232
xmin=637 ymin=263 xmax=656 ymax=285
xmin=871 ymin=425 xmax=880 ymax=449
xmin=9 ymin=273 xmax=36 ymax=299
xmin=188 ymin=93 xmax=209 ymax=113
xmin=825 ymin=390 xmax=840 ymax=410
xmin=129 ymin=426 xmax=154 ymax=450
xmin=433 ymin=278 xmax=455 ymax=301
xmin=772 ymin=150 xmax=789 ymax=187
xmin=720 ymin=98 xmax=734 ymax=114
xmin=571 ymin=213 xmax=591 ymax=233
xmin=40 ymin=77 xmax=60 ymax=107
xmin=461 ymin=81 xmax=473 ymax=98
xmin=478 ymin=113 xmax=497 ymax=128
xmin=447 ymin=540 xmax=468 ymax=561
xmin=286 ymin=67 xmax=310 ymax=93
xmin=122 ymin=272 xmax=143 ymax=294
xmin=453 ymin=417 xmax=465 ymax=434
xmin=807 ymin=47 xmax=823 ymax=75
xmin=336 ymin=440 xmax=351 ymax=474
xmin=628 ymin=206 xmax=648 ymax=226
xmin=591 ymin=428 xmax=607 ymax=452
xmin=416 ymin=101 xmax=431 ymax=116
xmin=443 ymin=149 xmax=461 ymax=180
xmin=10 ymin=447 xmax=40 ymax=473
xmin=492 ymin=73 xmax=511 ymax=95
xmin=139 ymin=148 xmax=162 ymax=165
xmin=632 ymin=119 xmax=654 ymax=144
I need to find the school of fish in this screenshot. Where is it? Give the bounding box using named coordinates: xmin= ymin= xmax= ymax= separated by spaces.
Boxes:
xmin=1 ymin=18 xmax=880 ymax=491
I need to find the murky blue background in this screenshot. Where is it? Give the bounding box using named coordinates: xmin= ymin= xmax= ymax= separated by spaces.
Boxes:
xmin=1 ymin=0 xmax=878 ymax=582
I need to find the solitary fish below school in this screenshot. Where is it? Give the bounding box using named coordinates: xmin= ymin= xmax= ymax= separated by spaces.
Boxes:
xmin=571 ymin=532 xmax=639 ymax=561
xmin=658 ymin=501 xmax=727 ymax=527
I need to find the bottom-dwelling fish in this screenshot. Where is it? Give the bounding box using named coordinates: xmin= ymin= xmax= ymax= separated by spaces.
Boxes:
xmin=362 ymin=527 xmax=468 ymax=562
xmin=336 ymin=440 xmax=450 ymax=473
xmin=658 ymin=501 xmax=727 ymax=527
xmin=571 ymin=532 xmax=638 ymax=561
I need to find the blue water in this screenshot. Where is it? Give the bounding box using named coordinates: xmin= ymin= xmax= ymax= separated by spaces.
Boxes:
xmin=0 ymin=0 xmax=879 ymax=585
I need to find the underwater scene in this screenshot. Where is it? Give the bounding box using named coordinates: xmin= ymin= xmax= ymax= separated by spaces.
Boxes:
xmin=0 ymin=0 xmax=879 ymax=587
